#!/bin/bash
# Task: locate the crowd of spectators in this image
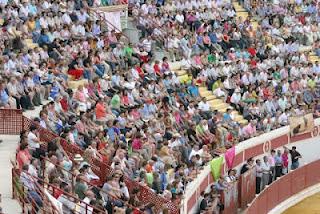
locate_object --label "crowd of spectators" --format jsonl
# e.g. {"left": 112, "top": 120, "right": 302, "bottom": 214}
{"left": 4, "top": 0, "right": 319, "bottom": 213}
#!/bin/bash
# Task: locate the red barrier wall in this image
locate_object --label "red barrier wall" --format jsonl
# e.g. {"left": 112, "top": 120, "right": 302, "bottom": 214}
{"left": 246, "top": 160, "right": 320, "bottom": 214}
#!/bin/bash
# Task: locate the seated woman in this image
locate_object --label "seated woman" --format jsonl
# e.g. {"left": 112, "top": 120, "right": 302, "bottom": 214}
{"left": 68, "top": 57, "right": 84, "bottom": 80}
{"left": 73, "top": 85, "right": 91, "bottom": 112}
{"left": 16, "top": 143, "right": 32, "bottom": 172}
{"left": 101, "top": 173, "right": 126, "bottom": 208}
{"left": 242, "top": 87, "right": 258, "bottom": 104}
{"left": 196, "top": 120, "right": 215, "bottom": 145}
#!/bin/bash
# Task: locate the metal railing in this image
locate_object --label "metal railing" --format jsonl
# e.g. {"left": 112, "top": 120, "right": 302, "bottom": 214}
{"left": 12, "top": 167, "right": 106, "bottom": 214}
{"left": 41, "top": 156, "right": 143, "bottom": 213}
{"left": 21, "top": 113, "right": 179, "bottom": 213}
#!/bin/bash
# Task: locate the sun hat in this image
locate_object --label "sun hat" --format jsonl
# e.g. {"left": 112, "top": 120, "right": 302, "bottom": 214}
{"left": 73, "top": 154, "right": 84, "bottom": 162}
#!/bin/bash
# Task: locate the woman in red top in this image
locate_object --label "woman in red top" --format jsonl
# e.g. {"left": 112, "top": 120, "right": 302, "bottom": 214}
{"left": 153, "top": 60, "right": 162, "bottom": 77}
{"left": 248, "top": 45, "right": 256, "bottom": 57}
{"left": 135, "top": 64, "right": 145, "bottom": 79}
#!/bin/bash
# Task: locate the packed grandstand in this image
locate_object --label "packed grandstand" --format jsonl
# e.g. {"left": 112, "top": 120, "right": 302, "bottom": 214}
{"left": 0, "top": 0, "right": 319, "bottom": 213}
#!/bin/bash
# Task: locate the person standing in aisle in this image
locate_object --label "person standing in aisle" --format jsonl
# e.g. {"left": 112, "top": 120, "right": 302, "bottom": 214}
{"left": 268, "top": 149, "right": 276, "bottom": 183}
{"left": 282, "top": 148, "right": 289, "bottom": 174}
{"left": 284, "top": 146, "right": 302, "bottom": 170}
{"left": 274, "top": 150, "right": 283, "bottom": 178}
{"left": 255, "top": 159, "right": 263, "bottom": 194}
{"left": 290, "top": 146, "right": 302, "bottom": 170}
{"left": 261, "top": 156, "right": 271, "bottom": 191}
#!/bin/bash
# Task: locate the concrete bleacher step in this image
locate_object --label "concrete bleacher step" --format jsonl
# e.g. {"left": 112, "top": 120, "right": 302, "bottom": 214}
{"left": 175, "top": 70, "right": 187, "bottom": 76}
{"left": 199, "top": 86, "right": 208, "bottom": 92}
{"left": 234, "top": 114, "right": 244, "bottom": 122}
{"left": 68, "top": 79, "right": 88, "bottom": 90}
{"left": 233, "top": 5, "right": 246, "bottom": 12}
{"left": 252, "top": 21, "right": 259, "bottom": 31}
{"left": 238, "top": 119, "right": 248, "bottom": 125}
{"left": 206, "top": 95, "right": 217, "bottom": 101}
{"left": 218, "top": 107, "right": 231, "bottom": 113}
{"left": 210, "top": 102, "right": 230, "bottom": 110}
{"left": 236, "top": 11, "right": 249, "bottom": 19}
{"left": 208, "top": 99, "right": 224, "bottom": 106}
{"left": 199, "top": 90, "right": 213, "bottom": 97}
{"left": 231, "top": 111, "right": 239, "bottom": 115}
{"left": 25, "top": 38, "right": 38, "bottom": 49}
{"left": 310, "top": 55, "right": 319, "bottom": 63}
{"left": 178, "top": 74, "right": 192, "bottom": 83}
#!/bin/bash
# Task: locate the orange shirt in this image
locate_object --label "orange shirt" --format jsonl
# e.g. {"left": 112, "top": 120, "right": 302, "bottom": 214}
{"left": 145, "top": 164, "right": 153, "bottom": 173}
{"left": 95, "top": 102, "right": 106, "bottom": 119}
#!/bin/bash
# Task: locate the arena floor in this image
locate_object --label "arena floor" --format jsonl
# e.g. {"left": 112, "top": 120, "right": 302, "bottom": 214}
{"left": 282, "top": 193, "right": 320, "bottom": 214}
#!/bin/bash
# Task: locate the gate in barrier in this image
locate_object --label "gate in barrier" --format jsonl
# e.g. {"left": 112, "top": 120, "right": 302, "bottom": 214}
{"left": 239, "top": 168, "right": 256, "bottom": 209}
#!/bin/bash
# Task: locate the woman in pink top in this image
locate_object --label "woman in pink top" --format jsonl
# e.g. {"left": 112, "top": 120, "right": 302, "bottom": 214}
{"left": 132, "top": 135, "right": 142, "bottom": 151}
{"left": 16, "top": 143, "right": 31, "bottom": 172}
{"left": 74, "top": 85, "right": 88, "bottom": 111}
{"left": 74, "top": 85, "right": 86, "bottom": 102}
{"left": 193, "top": 54, "right": 203, "bottom": 70}
{"left": 281, "top": 148, "right": 289, "bottom": 174}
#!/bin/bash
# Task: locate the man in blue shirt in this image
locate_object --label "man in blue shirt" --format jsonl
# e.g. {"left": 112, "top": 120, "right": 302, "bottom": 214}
{"left": 0, "top": 81, "right": 9, "bottom": 107}
{"left": 38, "top": 29, "right": 51, "bottom": 47}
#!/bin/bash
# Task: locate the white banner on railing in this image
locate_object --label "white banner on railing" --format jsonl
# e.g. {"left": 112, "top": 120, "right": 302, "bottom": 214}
{"left": 103, "top": 11, "right": 122, "bottom": 32}
{"left": 44, "top": 189, "right": 63, "bottom": 213}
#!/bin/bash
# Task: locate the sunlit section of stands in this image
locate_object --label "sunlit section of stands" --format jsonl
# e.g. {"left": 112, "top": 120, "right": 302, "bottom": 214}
{"left": 24, "top": 38, "right": 38, "bottom": 49}
{"left": 170, "top": 62, "right": 248, "bottom": 125}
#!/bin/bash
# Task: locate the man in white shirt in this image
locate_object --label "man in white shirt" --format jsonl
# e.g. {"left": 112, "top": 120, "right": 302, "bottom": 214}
{"left": 62, "top": 11, "right": 72, "bottom": 25}
{"left": 230, "top": 89, "right": 241, "bottom": 106}
{"left": 77, "top": 9, "right": 89, "bottom": 24}
{"left": 261, "top": 156, "right": 271, "bottom": 191}
{"left": 28, "top": 159, "right": 39, "bottom": 178}
{"left": 27, "top": 125, "right": 41, "bottom": 152}
{"left": 19, "top": 2, "right": 29, "bottom": 18}
{"left": 142, "top": 36, "right": 152, "bottom": 53}
{"left": 189, "top": 145, "right": 203, "bottom": 160}
{"left": 225, "top": 169, "right": 237, "bottom": 183}
{"left": 80, "top": 190, "right": 95, "bottom": 214}
{"left": 198, "top": 97, "right": 212, "bottom": 118}
{"left": 175, "top": 11, "right": 184, "bottom": 24}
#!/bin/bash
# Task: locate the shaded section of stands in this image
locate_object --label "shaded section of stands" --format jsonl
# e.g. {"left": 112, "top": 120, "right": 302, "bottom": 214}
{"left": 2, "top": 108, "right": 179, "bottom": 213}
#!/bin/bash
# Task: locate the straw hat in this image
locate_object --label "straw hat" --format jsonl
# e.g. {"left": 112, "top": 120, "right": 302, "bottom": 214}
{"left": 73, "top": 154, "right": 84, "bottom": 162}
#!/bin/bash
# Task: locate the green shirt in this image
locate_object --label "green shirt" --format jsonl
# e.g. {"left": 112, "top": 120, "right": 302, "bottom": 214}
{"left": 273, "top": 71, "right": 281, "bottom": 80}
{"left": 308, "top": 79, "right": 316, "bottom": 89}
{"left": 146, "top": 173, "right": 154, "bottom": 185}
{"left": 208, "top": 54, "right": 216, "bottom": 64}
{"left": 124, "top": 46, "right": 133, "bottom": 58}
{"left": 75, "top": 182, "right": 87, "bottom": 200}
{"left": 111, "top": 94, "right": 120, "bottom": 110}
{"left": 212, "top": 80, "right": 221, "bottom": 91}
{"left": 196, "top": 124, "right": 205, "bottom": 135}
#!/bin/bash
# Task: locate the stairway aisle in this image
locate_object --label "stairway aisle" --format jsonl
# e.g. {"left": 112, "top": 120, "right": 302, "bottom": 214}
{"left": 170, "top": 63, "right": 248, "bottom": 125}
{"left": 0, "top": 103, "right": 48, "bottom": 214}
{"left": 0, "top": 135, "right": 21, "bottom": 214}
